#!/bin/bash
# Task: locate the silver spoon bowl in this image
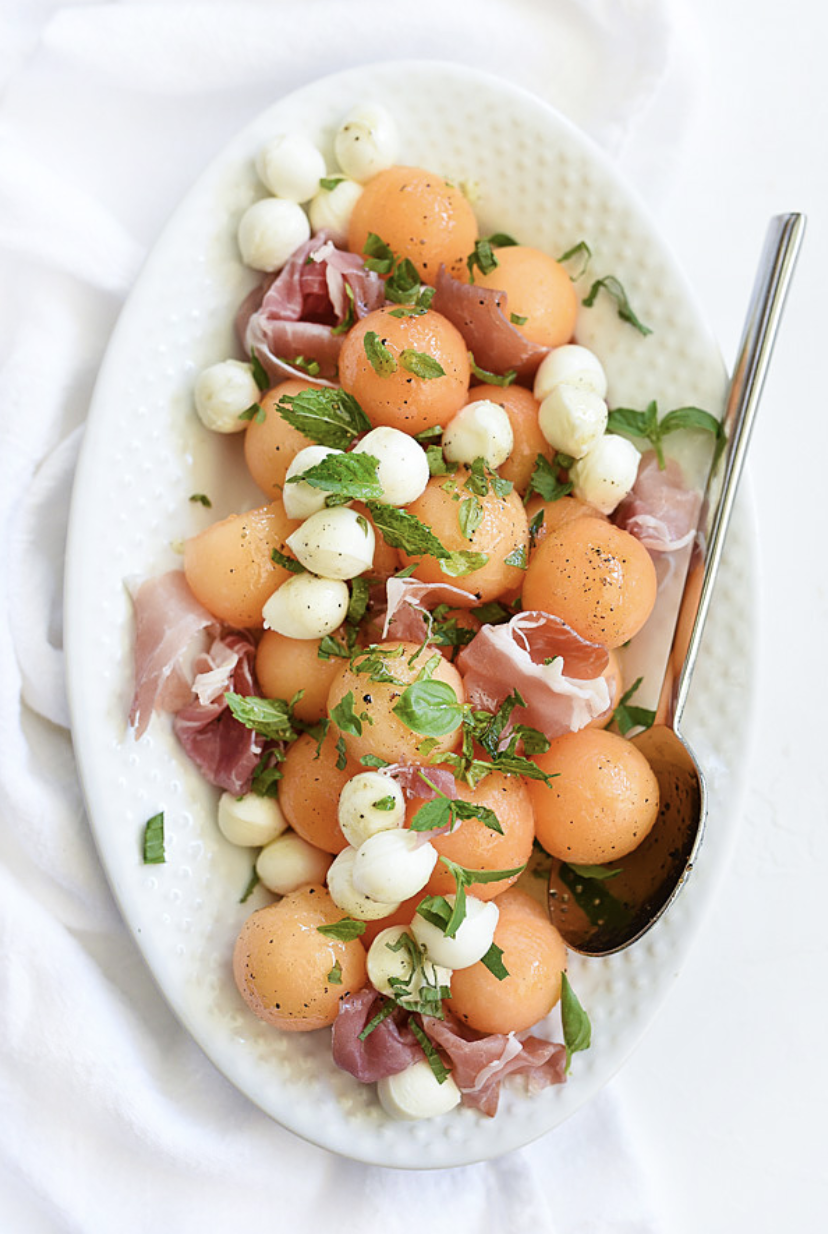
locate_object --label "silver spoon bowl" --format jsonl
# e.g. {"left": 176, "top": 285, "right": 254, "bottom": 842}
{"left": 547, "top": 212, "right": 805, "bottom": 956}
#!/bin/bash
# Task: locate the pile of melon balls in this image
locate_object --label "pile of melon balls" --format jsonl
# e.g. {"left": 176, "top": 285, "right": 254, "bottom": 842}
{"left": 186, "top": 102, "right": 659, "bottom": 1120}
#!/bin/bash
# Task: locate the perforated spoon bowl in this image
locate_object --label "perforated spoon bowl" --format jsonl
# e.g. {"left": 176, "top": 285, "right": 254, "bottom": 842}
{"left": 547, "top": 212, "right": 805, "bottom": 955}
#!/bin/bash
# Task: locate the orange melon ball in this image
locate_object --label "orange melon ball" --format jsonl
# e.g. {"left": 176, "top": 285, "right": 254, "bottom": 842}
{"left": 522, "top": 516, "right": 657, "bottom": 649}
{"left": 255, "top": 630, "right": 344, "bottom": 723}
{"left": 278, "top": 726, "right": 363, "bottom": 853}
{"left": 586, "top": 648, "right": 623, "bottom": 730}
{"left": 232, "top": 886, "right": 367, "bottom": 1032}
{"left": 525, "top": 493, "right": 607, "bottom": 553}
{"left": 471, "top": 245, "right": 578, "bottom": 348}
{"left": 338, "top": 305, "right": 471, "bottom": 435}
{"left": 398, "top": 468, "right": 529, "bottom": 605}
{"left": 347, "top": 165, "right": 478, "bottom": 284}
{"left": 244, "top": 379, "right": 322, "bottom": 499}
{"left": 416, "top": 771, "right": 535, "bottom": 901}
{"left": 448, "top": 887, "right": 567, "bottom": 1034}
{"left": 183, "top": 501, "right": 300, "bottom": 628}
{"left": 466, "top": 382, "right": 551, "bottom": 494}
{"left": 326, "top": 641, "right": 464, "bottom": 764}
{"left": 528, "top": 728, "right": 659, "bottom": 864}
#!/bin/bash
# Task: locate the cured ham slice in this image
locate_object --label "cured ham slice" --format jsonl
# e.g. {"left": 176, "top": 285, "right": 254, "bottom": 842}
{"left": 128, "top": 570, "right": 218, "bottom": 739}
{"left": 421, "top": 1013, "right": 566, "bottom": 1116}
{"left": 381, "top": 577, "right": 474, "bottom": 641}
{"left": 240, "top": 233, "right": 386, "bottom": 385}
{"left": 172, "top": 632, "right": 263, "bottom": 795}
{"left": 331, "top": 989, "right": 425, "bottom": 1083}
{"left": 383, "top": 764, "right": 458, "bottom": 801}
{"left": 456, "top": 610, "right": 610, "bottom": 738}
{"left": 430, "top": 265, "right": 549, "bottom": 379}
{"left": 614, "top": 451, "right": 702, "bottom": 552}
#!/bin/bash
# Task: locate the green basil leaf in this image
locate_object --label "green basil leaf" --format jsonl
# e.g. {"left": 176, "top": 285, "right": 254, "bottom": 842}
{"left": 271, "top": 547, "right": 306, "bottom": 574}
{"left": 466, "top": 237, "right": 499, "bottom": 282}
{"left": 468, "top": 352, "right": 517, "bottom": 387}
{"left": 480, "top": 942, "right": 510, "bottom": 980}
{"left": 384, "top": 257, "right": 422, "bottom": 303}
{"left": 225, "top": 692, "right": 299, "bottom": 742}
{"left": 142, "top": 812, "right": 165, "bottom": 864}
{"left": 408, "top": 797, "right": 453, "bottom": 832}
{"left": 391, "top": 679, "right": 464, "bottom": 737}
{"left": 440, "top": 549, "right": 489, "bottom": 577}
{"left": 317, "top": 917, "right": 368, "bottom": 941}
{"left": 362, "top": 232, "right": 395, "bottom": 274}
{"left": 360, "top": 753, "right": 390, "bottom": 768}
{"left": 275, "top": 387, "right": 371, "bottom": 450}
{"left": 409, "top": 1018, "right": 453, "bottom": 1083}
{"left": 612, "top": 676, "right": 657, "bottom": 735}
{"left": 458, "top": 495, "right": 484, "bottom": 540}
{"left": 561, "top": 973, "right": 592, "bottom": 1071}
{"left": 238, "top": 402, "right": 266, "bottom": 424}
{"left": 347, "top": 576, "right": 371, "bottom": 626}
{"left": 327, "top": 960, "right": 343, "bottom": 984}
{"left": 567, "top": 863, "right": 622, "bottom": 881}
{"left": 250, "top": 348, "right": 270, "bottom": 391}
{"left": 329, "top": 690, "right": 368, "bottom": 738}
{"left": 582, "top": 275, "right": 652, "bottom": 336}
{"left": 504, "top": 543, "right": 528, "bottom": 569}
{"left": 426, "top": 444, "right": 451, "bottom": 476}
{"left": 525, "top": 454, "right": 572, "bottom": 503}
{"left": 399, "top": 349, "right": 446, "bottom": 379}
{"left": 484, "top": 232, "right": 518, "bottom": 248}
{"left": 556, "top": 240, "right": 592, "bottom": 280}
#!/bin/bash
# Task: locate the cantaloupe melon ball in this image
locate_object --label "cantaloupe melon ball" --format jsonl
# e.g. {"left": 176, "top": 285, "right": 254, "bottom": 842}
{"left": 244, "top": 378, "right": 323, "bottom": 499}
{"left": 232, "top": 886, "right": 367, "bottom": 1032}
{"left": 469, "top": 245, "right": 578, "bottom": 349}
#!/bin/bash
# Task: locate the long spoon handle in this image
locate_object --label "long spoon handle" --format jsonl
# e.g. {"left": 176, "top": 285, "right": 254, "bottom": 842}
{"left": 673, "top": 212, "right": 806, "bottom": 726}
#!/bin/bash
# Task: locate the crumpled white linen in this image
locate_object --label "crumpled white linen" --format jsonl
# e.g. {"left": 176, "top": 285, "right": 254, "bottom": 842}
{"left": 0, "top": 2, "right": 697, "bottom": 1230}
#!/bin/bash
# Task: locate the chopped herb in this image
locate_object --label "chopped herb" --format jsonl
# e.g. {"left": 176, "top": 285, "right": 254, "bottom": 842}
{"left": 360, "top": 753, "right": 390, "bottom": 769}
{"left": 334, "top": 735, "right": 348, "bottom": 771}
{"left": 317, "top": 917, "right": 367, "bottom": 941}
{"left": 275, "top": 387, "right": 371, "bottom": 450}
{"left": 363, "top": 330, "right": 398, "bottom": 376}
{"left": 347, "top": 576, "right": 371, "bottom": 626}
{"left": 426, "top": 444, "right": 451, "bottom": 476}
{"left": 330, "top": 282, "right": 356, "bottom": 336}
{"left": 362, "top": 232, "right": 395, "bottom": 275}
{"left": 440, "top": 549, "right": 489, "bottom": 577}
{"left": 414, "top": 425, "right": 444, "bottom": 444}
{"left": 327, "top": 960, "right": 343, "bottom": 984}
{"left": 225, "top": 692, "right": 301, "bottom": 742}
{"left": 329, "top": 690, "right": 371, "bottom": 738}
{"left": 525, "top": 454, "right": 572, "bottom": 503}
{"left": 484, "top": 232, "right": 518, "bottom": 248}
{"left": 557, "top": 240, "right": 592, "bottom": 281}
{"left": 528, "top": 508, "right": 545, "bottom": 546}
{"left": 611, "top": 676, "right": 657, "bottom": 735}
{"left": 319, "top": 176, "right": 345, "bottom": 191}
{"left": 290, "top": 355, "right": 321, "bottom": 376}
{"left": 271, "top": 547, "right": 306, "bottom": 574}
{"left": 468, "top": 352, "right": 517, "bottom": 387}
{"left": 480, "top": 942, "right": 510, "bottom": 980}
{"left": 504, "top": 543, "right": 528, "bottom": 569}
{"left": 582, "top": 275, "right": 652, "bottom": 336}
{"left": 470, "top": 600, "right": 513, "bottom": 624}
{"left": 409, "top": 1018, "right": 452, "bottom": 1084}
{"left": 439, "top": 856, "right": 527, "bottom": 936}
{"left": 458, "top": 495, "right": 484, "bottom": 539}
{"left": 358, "top": 998, "right": 397, "bottom": 1039}
{"left": 317, "top": 630, "right": 356, "bottom": 660}
{"left": 142, "top": 812, "right": 165, "bottom": 864}
{"left": 250, "top": 348, "right": 270, "bottom": 391}
{"left": 189, "top": 493, "right": 212, "bottom": 507}
{"left": 238, "top": 402, "right": 266, "bottom": 424}
{"left": 363, "top": 503, "right": 449, "bottom": 559}
{"left": 466, "top": 237, "right": 499, "bottom": 282}
{"left": 561, "top": 973, "right": 592, "bottom": 1071}
{"left": 399, "top": 349, "right": 445, "bottom": 380}
{"left": 567, "top": 863, "right": 623, "bottom": 881}
{"left": 510, "top": 312, "right": 528, "bottom": 326}
{"left": 372, "top": 795, "right": 397, "bottom": 812}
{"left": 384, "top": 257, "right": 422, "bottom": 303}
{"left": 250, "top": 749, "right": 284, "bottom": 797}
{"left": 239, "top": 867, "right": 259, "bottom": 903}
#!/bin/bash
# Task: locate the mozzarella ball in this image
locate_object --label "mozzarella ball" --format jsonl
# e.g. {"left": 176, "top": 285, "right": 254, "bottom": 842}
{"left": 410, "top": 895, "right": 499, "bottom": 970}
{"left": 366, "top": 926, "right": 452, "bottom": 999}
{"left": 534, "top": 344, "right": 608, "bottom": 402}
{"left": 442, "top": 400, "right": 514, "bottom": 469}
{"left": 378, "top": 1059, "right": 461, "bottom": 1120}
{"left": 309, "top": 178, "right": 364, "bottom": 247}
{"left": 286, "top": 506, "right": 375, "bottom": 579}
{"left": 352, "top": 830, "right": 437, "bottom": 903}
{"left": 352, "top": 426, "right": 430, "bottom": 506}
{"left": 538, "top": 384, "right": 608, "bottom": 459}
{"left": 283, "top": 445, "right": 346, "bottom": 520}
{"left": 338, "top": 772, "right": 406, "bottom": 847}
{"left": 326, "top": 846, "right": 401, "bottom": 921}
{"left": 262, "top": 573, "right": 349, "bottom": 639}
{"left": 256, "top": 132, "right": 326, "bottom": 203}
{"left": 217, "top": 791, "right": 288, "bottom": 848}
{"left": 256, "top": 831, "right": 332, "bottom": 895}
{"left": 237, "top": 197, "right": 311, "bottom": 272}
{"left": 194, "top": 359, "right": 259, "bottom": 433}
{"left": 334, "top": 102, "right": 399, "bottom": 184}
{"left": 569, "top": 433, "right": 642, "bottom": 515}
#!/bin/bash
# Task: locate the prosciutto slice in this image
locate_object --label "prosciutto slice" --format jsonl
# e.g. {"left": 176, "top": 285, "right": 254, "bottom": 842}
{"left": 240, "top": 233, "right": 386, "bottom": 385}
{"left": 421, "top": 1013, "right": 567, "bottom": 1116}
{"left": 614, "top": 451, "right": 702, "bottom": 552}
{"left": 383, "top": 764, "right": 459, "bottom": 801}
{"left": 128, "top": 570, "right": 218, "bottom": 739}
{"left": 456, "top": 610, "right": 610, "bottom": 739}
{"left": 430, "top": 265, "right": 550, "bottom": 379}
{"left": 172, "top": 632, "right": 263, "bottom": 795}
{"left": 381, "top": 577, "right": 475, "bottom": 641}
{"left": 331, "top": 989, "right": 425, "bottom": 1083}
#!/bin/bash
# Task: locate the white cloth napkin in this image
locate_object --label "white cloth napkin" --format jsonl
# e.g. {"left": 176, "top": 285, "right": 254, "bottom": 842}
{"left": 0, "top": 1, "right": 697, "bottom": 1229}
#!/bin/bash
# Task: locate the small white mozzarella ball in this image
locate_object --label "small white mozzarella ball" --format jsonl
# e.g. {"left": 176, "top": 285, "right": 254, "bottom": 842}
{"left": 262, "top": 573, "right": 349, "bottom": 639}
{"left": 326, "top": 846, "right": 401, "bottom": 921}
{"left": 255, "top": 831, "right": 331, "bottom": 895}
{"left": 283, "top": 445, "right": 346, "bottom": 520}
{"left": 334, "top": 102, "right": 399, "bottom": 184}
{"left": 338, "top": 772, "right": 405, "bottom": 847}
{"left": 352, "top": 427, "right": 430, "bottom": 506}
{"left": 533, "top": 344, "right": 608, "bottom": 402}
{"left": 352, "top": 830, "right": 437, "bottom": 903}
{"left": 286, "top": 506, "right": 375, "bottom": 580}
{"left": 569, "top": 433, "right": 641, "bottom": 515}
{"left": 194, "top": 360, "right": 259, "bottom": 433}
{"left": 309, "top": 178, "right": 364, "bottom": 246}
{"left": 377, "top": 1060, "right": 461, "bottom": 1121}
{"left": 217, "top": 791, "right": 288, "bottom": 847}
{"left": 367, "top": 927, "right": 452, "bottom": 999}
{"left": 538, "top": 384, "right": 608, "bottom": 459}
{"left": 442, "top": 400, "right": 514, "bottom": 470}
{"left": 237, "top": 197, "right": 311, "bottom": 273}
{"left": 410, "top": 895, "right": 499, "bottom": 970}
{"left": 255, "top": 132, "right": 326, "bottom": 203}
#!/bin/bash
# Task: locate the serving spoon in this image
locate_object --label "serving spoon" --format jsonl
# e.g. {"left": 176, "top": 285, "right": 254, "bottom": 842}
{"left": 547, "top": 212, "right": 805, "bottom": 956}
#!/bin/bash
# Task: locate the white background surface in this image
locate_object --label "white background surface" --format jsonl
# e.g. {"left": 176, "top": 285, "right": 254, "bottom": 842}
{"left": 614, "top": 2, "right": 828, "bottom": 1231}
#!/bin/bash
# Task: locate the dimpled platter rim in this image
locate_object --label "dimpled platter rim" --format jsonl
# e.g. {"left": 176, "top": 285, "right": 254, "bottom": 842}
{"left": 64, "top": 60, "right": 755, "bottom": 1168}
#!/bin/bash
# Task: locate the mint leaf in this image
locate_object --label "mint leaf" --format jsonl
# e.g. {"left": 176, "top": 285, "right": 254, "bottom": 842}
{"left": 317, "top": 917, "right": 367, "bottom": 941}
{"left": 468, "top": 352, "right": 517, "bottom": 387}
{"left": 142, "top": 812, "right": 165, "bottom": 864}
{"left": 287, "top": 451, "right": 384, "bottom": 503}
{"left": 399, "top": 349, "right": 446, "bottom": 380}
{"left": 362, "top": 232, "right": 395, "bottom": 274}
{"left": 225, "top": 692, "right": 300, "bottom": 742}
{"left": 364, "top": 330, "right": 398, "bottom": 376}
{"left": 364, "top": 503, "right": 450, "bottom": 559}
{"left": 275, "top": 387, "right": 371, "bottom": 450}
{"left": 525, "top": 454, "right": 572, "bottom": 503}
